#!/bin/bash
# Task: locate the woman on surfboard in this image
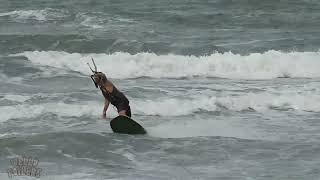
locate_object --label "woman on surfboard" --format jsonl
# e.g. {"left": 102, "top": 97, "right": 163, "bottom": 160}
{"left": 88, "top": 59, "right": 131, "bottom": 118}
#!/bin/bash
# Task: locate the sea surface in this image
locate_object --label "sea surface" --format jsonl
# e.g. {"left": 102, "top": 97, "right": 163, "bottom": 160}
{"left": 1, "top": 0, "right": 320, "bottom": 179}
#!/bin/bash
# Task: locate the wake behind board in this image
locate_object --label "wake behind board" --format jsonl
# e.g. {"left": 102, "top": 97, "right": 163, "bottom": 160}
{"left": 110, "top": 116, "right": 147, "bottom": 134}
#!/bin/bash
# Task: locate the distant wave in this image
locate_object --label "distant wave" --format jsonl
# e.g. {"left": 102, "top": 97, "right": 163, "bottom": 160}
{"left": 0, "top": 8, "right": 69, "bottom": 22}
{"left": 13, "top": 50, "right": 320, "bottom": 79}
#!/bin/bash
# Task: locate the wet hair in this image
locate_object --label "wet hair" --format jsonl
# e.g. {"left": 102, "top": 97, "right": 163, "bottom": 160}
{"left": 94, "top": 72, "right": 108, "bottom": 85}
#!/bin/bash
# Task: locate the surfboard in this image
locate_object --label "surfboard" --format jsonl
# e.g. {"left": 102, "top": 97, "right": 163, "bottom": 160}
{"left": 110, "top": 116, "right": 147, "bottom": 134}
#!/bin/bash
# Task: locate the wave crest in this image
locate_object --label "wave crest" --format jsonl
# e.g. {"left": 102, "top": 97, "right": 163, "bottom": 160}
{"left": 13, "top": 50, "right": 320, "bottom": 79}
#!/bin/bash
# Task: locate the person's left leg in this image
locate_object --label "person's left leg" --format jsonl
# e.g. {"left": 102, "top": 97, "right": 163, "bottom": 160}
{"left": 119, "top": 110, "right": 127, "bottom": 116}
{"left": 118, "top": 105, "right": 131, "bottom": 117}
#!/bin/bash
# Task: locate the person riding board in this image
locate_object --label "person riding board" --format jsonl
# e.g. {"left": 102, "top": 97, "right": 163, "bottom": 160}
{"left": 88, "top": 59, "right": 131, "bottom": 118}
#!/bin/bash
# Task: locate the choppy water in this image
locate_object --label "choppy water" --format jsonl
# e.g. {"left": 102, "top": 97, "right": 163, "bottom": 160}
{"left": 1, "top": 0, "right": 320, "bottom": 179}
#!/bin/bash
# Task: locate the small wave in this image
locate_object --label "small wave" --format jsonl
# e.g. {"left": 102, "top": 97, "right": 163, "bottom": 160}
{"left": 76, "top": 13, "right": 104, "bottom": 29}
{"left": 12, "top": 50, "right": 320, "bottom": 79}
{"left": 75, "top": 13, "right": 135, "bottom": 29}
{"left": 0, "top": 94, "right": 31, "bottom": 102}
{"left": 0, "top": 73, "right": 23, "bottom": 83}
{"left": 0, "top": 8, "right": 68, "bottom": 22}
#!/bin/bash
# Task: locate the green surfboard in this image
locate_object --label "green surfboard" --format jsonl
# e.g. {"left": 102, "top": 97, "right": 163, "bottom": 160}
{"left": 110, "top": 116, "right": 147, "bottom": 134}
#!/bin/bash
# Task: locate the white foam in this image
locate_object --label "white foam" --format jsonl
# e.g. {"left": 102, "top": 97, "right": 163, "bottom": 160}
{"left": 216, "top": 92, "right": 320, "bottom": 112}
{"left": 132, "top": 96, "right": 217, "bottom": 116}
{"left": 1, "top": 94, "right": 31, "bottom": 102}
{"left": 0, "top": 8, "right": 68, "bottom": 21}
{"left": 0, "top": 132, "right": 19, "bottom": 138}
{"left": 1, "top": 92, "right": 320, "bottom": 123}
{"left": 13, "top": 50, "right": 320, "bottom": 79}
{"left": 0, "top": 101, "right": 118, "bottom": 123}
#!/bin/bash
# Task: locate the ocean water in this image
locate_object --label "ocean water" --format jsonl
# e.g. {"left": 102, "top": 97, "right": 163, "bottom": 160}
{"left": 1, "top": 0, "right": 320, "bottom": 179}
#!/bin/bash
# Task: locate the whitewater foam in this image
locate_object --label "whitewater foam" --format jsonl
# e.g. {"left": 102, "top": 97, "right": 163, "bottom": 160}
{"left": 0, "top": 8, "right": 68, "bottom": 22}
{"left": 133, "top": 92, "right": 320, "bottom": 116}
{"left": 216, "top": 92, "right": 320, "bottom": 112}
{"left": 132, "top": 96, "right": 217, "bottom": 116}
{"left": 0, "top": 101, "right": 110, "bottom": 123}
{"left": 1, "top": 92, "right": 320, "bottom": 123}
{"left": 13, "top": 50, "right": 320, "bottom": 79}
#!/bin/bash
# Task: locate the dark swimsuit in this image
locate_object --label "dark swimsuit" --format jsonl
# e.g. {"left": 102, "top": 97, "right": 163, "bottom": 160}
{"left": 100, "top": 85, "right": 131, "bottom": 117}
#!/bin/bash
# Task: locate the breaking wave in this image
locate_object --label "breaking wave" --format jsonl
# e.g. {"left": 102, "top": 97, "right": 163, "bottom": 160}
{"left": 13, "top": 50, "right": 320, "bottom": 79}
{"left": 1, "top": 92, "right": 320, "bottom": 122}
